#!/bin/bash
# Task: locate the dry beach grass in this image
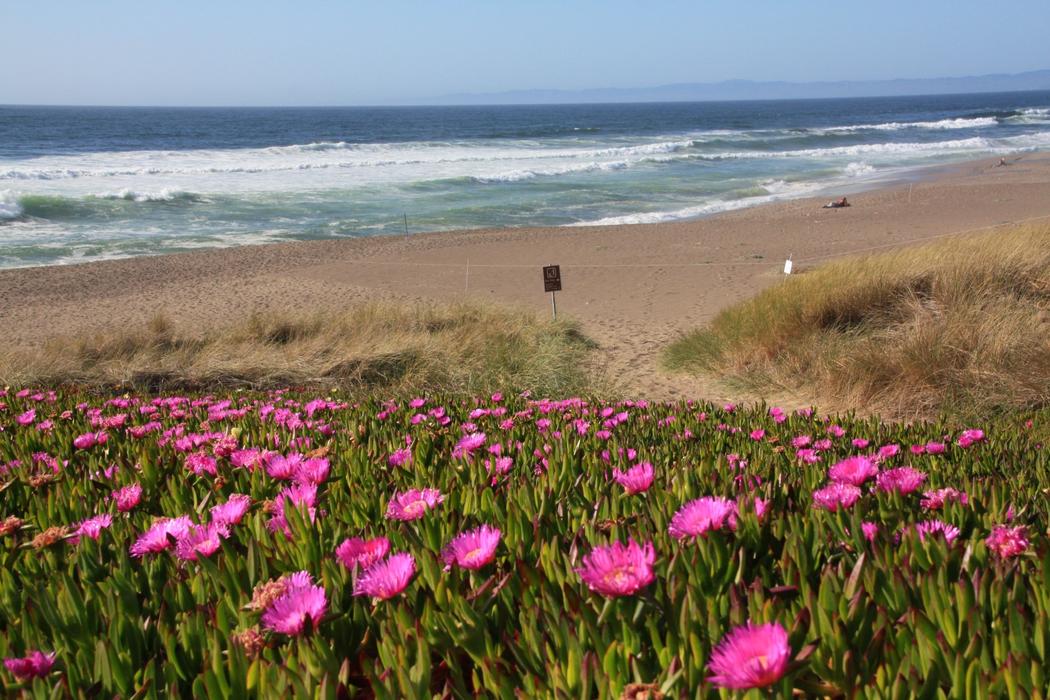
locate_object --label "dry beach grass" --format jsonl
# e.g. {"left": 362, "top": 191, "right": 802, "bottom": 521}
{"left": 665, "top": 224, "right": 1050, "bottom": 419}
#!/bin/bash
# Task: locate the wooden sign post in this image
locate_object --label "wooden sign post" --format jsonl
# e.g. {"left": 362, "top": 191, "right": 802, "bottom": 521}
{"left": 543, "top": 264, "right": 562, "bottom": 320}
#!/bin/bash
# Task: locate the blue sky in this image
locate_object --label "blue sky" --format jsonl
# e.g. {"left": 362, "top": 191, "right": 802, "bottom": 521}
{"left": 3, "top": 0, "right": 1049, "bottom": 106}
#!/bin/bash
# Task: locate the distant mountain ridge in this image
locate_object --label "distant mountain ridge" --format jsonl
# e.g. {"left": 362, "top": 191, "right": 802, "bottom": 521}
{"left": 430, "top": 69, "right": 1050, "bottom": 105}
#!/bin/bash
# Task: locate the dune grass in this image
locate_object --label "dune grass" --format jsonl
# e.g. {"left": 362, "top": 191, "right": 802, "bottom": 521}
{"left": 0, "top": 301, "right": 600, "bottom": 397}
{"left": 664, "top": 224, "right": 1050, "bottom": 420}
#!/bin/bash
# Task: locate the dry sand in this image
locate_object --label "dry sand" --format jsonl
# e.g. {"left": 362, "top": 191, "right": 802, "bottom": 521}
{"left": 3, "top": 153, "right": 1050, "bottom": 400}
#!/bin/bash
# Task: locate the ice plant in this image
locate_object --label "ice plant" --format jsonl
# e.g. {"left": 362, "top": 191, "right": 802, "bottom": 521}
{"left": 260, "top": 571, "right": 327, "bottom": 635}
{"left": 915, "top": 520, "right": 961, "bottom": 544}
{"left": 71, "top": 513, "right": 112, "bottom": 544}
{"left": 920, "top": 487, "right": 968, "bottom": 510}
{"left": 335, "top": 536, "right": 391, "bottom": 570}
{"left": 353, "top": 552, "right": 416, "bottom": 600}
{"left": 111, "top": 483, "right": 143, "bottom": 512}
{"left": 575, "top": 539, "right": 655, "bottom": 597}
{"left": 4, "top": 651, "right": 56, "bottom": 681}
{"left": 986, "top": 525, "right": 1028, "bottom": 558}
{"left": 129, "top": 516, "right": 193, "bottom": 557}
{"left": 707, "top": 621, "right": 791, "bottom": 690}
{"left": 876, "top": 467, "right": 927, "bottom": 495}
{"left": 828, "top": 456, "right": 878, "bottom": 486}
{"left": 442, "top": 525, "right": 501, "bottom": 570}
{"left": 175, "top": 522, "right": 229, "bottom": 561}
{"left": 812, "top": 483, "right": 862, "bottom": 512}
{"left": 668, "top": 497, "right": 738, "bottom": 539}
{"left": 210, "top": 493, "right": 251, "bottom": 526}
{"left": 611, "top": 462, "right": 655, "bottom": 495}
{"left": 385, "top": 488, "right": 444, "bottom": 521}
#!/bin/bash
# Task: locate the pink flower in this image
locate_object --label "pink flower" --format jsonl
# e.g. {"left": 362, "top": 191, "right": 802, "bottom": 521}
{"left": 827, "top": 456, "right": 878, "bottom": 486}
{"left": 353, "top": 553, "right": 416, "bottom": 600}
{"left": 111, "top": 483, "right": 143, "bottom": 512}
{"left": 851, "top": 438, "right": 870, "bottom": 449}
{"left": 442, "top": 525, "right": 501, "bottom": 571}
{"left": 753, "top": 497, "right": 769, "bottom": 522}
{"left": 575, "top": 539, "right": 655, "bottom": 597}
{"left": 268, "top": 484, "right": 318, "bottom": 537}
{"left": 957, "top": 429, "right": 985, "bottom": 448}
{"left": 4, "top": 651, "right": 55, "bottom": 681}
{"left": 876, "top": 467, "right": 927, "bottom": 495}
{"left": 261, "top": 571, "right": 327, "bottom": 635}
{"left": 230, "top": 449, "right": 265, "bottom": 471}
{"left": 16, "top": 409, "right": 36, "bottom": 426}
{"left": 920, "top": 488, "right": 968, "bottom": 510}
{"left": 668, "top": 497, "right": 738, "bottom": 539}
{"left": 293, "top": 457, "right": 329, "bottom": 485}
{"left": 385, "top": 489, "right": 444, "bottom": 521}
{"left": 925, "top": 441, "right": 947, "bottom": 455}
{"left": 72, "top": 513, "right": 112, "bottom": 543}
{"left": 73, "top": 431, "right": 107, "bottom": 450}
{"left": 175, "top": 522, "right": 229, "bottom": 561}
{"left": 335, "top": 536, "right": 391, "bottom": 570}
{"left": 749, "top": 429, "right": 765, "bottom": 441}
{"left": 611, "top": 462, "right": 655, "bottom": 495}
{"left": 861, "top": 522, "right": 879, "bottom": 542}
{"left": 986, "top": 525, "right": 1028, "bottom": 559}
{"left": 210, "top": 494, "right": 251, "bottom": 526}
{"left": 185, "top": 452, "right": 217, "bottom": 477}
{"left": 915, "top": 520, "right": 961, "bottom": 544}
{"left": 387, "top": 448, "right": 412, "bottom": 468}
{"left": 452, "top": 432, "right": 487, "bottom": 459}
{"left": 707, "top": 621, "right": 790, "bottom": 690}
{"left": 877, "top": 444, "right": 900, "bottom": 460}
{"left": 264, "top": 453, "right": 303, "bottom": 481}
{"left": 130, "top": 516, "right": 193, "bottom": 557}
{"left": 812, "top": 483, "right": 862, "bottom": 512}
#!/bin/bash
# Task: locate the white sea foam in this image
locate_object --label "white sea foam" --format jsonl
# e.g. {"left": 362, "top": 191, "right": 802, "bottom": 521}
{"left": 95, "top": 188, "right": 196, "bottom": 202}
{"left": 821, "top": 117, "right": 999, "bottom": 133}
{"left": 0, "top": 190, "right": 23, "bottom": 219}
{"left": 844, "top": 162, "right": 876, "bottom": 177}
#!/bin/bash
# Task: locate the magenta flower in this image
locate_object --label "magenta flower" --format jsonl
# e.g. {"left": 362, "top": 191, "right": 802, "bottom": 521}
{"left": 293, "top": 457, "right": 330, "bottom": 485}
{"left": 385, "top": 489, "right": 444, "bottom": 521}
{"left": 261, "top": 571, "right": 327, "bottom": 635}
{"left": 861, "top": 521, "right": 879, "bottom": 542}
{"left": 185, "top": 452, "right": 217, "bottom": 477}
{"left": 753, "top": 497, "right": 769, "bottom": 522}
{"left": 16, "top": 409, "right": 36, "bottom": 426}
{"left": 812, "top": 483, "right": 862, "bottom": 512}
{"left": 73, "top": 431, "right": 107, "bottom": 450}
{"left": 611, "top": 462, "right": 655, "bottom": 495}
{"left": 442, "top": 525, "right": 501, "bottom": 571}
{"left": 707, "top": 621, "right": 791, "bottom": 690}
{"left": 986, "top": 525, "right": 1028, "bottom": 558}
{"left": 130, "top": 516, "right": 193, "bottom": 557}
{"left": 876, "top": 467, "right": 927, "bottom": 495}
{"left": 827, "top": 456, "right": 878, "bottom": 486}
{"left": 353, "top": 552, "right": 416, "bottom": 599}
{"left": 575, "top": 539, "right": 655, "bottom": 597}
{"left": 452, "top": 432, "right": 487, "bottom": 459}
{"left": 111, "top": 483, "right": 143, "bottom": 512}
{"left": 4, "top": 651, "right": 56, "bottom": 681}
{"left": 335, "top": 536, "right": 391, "bottom": 570}
{"left": 957, "top": 429, "right": 985, "bottom": 448}
{"left": 211, "top": 493, "right": 251, "bottom": 526}
{"left": 920, "top": 488, "right": 968, "bottom": 510}
{"left": 925, "top": 441, "right": 947, "bottom": 455}
{"left": 668, "top": 497, "right": 738, "bottom": 539}
{"left": 175, "top": 522, "right": 229, "bottom": 561}
{"left": 264, "top": 453, "right": 303, "bottom": 481}
{"left": 915, "top": 520, "right": 961, "bottom": 544}
{"left": 72, "top": 513, "right": 113, "bottom": 544}
{"left": 387, "top": 448, "right": 412, "bottom": 468}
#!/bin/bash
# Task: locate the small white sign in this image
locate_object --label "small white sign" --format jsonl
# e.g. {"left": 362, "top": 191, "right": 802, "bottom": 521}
{"left": 783, "top": 259, "right": 793, "bottom": 275}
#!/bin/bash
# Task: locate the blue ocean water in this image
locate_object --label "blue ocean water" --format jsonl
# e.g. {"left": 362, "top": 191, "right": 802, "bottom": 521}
{"left": 1, "top": 92, "right": 1049, "bottom": 268}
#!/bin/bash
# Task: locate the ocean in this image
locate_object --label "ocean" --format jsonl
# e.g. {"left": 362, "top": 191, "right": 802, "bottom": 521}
{"left": 1, "top": 91, "right": 1049, "bottom": 269}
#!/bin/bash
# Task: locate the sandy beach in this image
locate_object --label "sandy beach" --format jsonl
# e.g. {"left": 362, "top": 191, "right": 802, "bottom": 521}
{"left": 3, "top": 152, "right": 1050, "bottom": 400}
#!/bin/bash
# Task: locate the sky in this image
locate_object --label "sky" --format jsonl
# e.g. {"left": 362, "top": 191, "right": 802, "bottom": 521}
{"left": 3, "top": 0, "right": 1049, "bottom": 106}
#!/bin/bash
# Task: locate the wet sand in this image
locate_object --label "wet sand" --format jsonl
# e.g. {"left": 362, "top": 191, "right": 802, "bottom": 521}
{"left": 2, "top": 153, "right": 1049, "bottom": 400}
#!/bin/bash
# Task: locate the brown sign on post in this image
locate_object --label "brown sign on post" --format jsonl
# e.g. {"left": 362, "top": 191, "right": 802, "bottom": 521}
{"left": 543, "top": 265, "right": 562, "bottom": 292}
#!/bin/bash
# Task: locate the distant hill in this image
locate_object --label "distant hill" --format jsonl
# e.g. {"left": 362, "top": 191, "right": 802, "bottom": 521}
{"left": 430, "top": 69, "right": 1050, "bottom": 105}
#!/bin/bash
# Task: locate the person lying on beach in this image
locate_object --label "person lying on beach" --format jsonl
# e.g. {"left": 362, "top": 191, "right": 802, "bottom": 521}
{"left": 823, "top": 196, "right": 850, "bottom": 208}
